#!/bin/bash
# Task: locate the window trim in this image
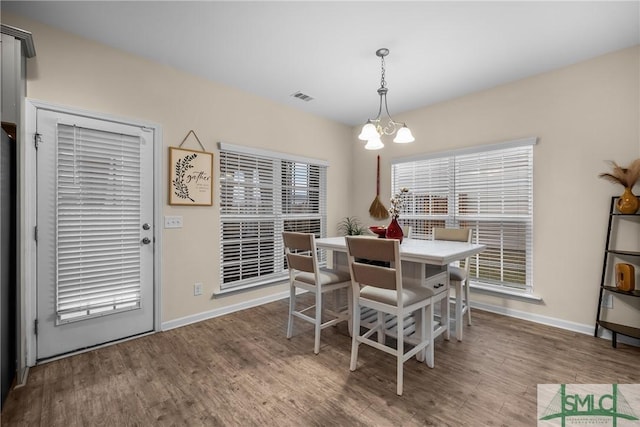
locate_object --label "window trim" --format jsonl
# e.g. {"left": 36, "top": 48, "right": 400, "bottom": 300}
{"left": 391, "top": 137, "right": 536, "bottom": 165}
{"left": 219, "top": 142, "right": 329, "bottom": 167}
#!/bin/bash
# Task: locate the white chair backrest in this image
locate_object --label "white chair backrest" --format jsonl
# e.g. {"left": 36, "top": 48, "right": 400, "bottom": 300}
{"left": 282, "top": 232, "right": 318, "bottom": 274}
{"left": 346, "top": 236, "right": 402, "bottom": 293}
{"left": 433, "top": 228, "right": 472, "bottom": 272}
{"left": 433, "top": 228, "right": 471, "bottom": 243}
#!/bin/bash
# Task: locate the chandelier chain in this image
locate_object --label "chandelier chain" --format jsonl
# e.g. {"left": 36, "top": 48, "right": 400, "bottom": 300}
{"left": 380, "top": 55, "right": 386, "bottom": 89}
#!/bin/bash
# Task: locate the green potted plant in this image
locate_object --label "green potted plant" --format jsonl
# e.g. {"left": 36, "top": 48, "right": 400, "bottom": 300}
{"left": 338, "top": 216, "right": 366, "bottom": 236}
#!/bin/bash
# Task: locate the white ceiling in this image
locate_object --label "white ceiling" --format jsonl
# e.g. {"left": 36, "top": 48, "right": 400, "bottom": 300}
{"left": 3, "top": 1, "right": 639, "bottom": 126}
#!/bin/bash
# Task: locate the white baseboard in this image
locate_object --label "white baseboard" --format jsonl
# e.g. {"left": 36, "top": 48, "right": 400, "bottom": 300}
{"left": 471, "top": 300, "right": 640, "bottom": 347}
{"left": 161, "top": 289, "right": 292, "bottom": 331}
{"left": 161, "top": 289, "right": 640, "bottom": 348}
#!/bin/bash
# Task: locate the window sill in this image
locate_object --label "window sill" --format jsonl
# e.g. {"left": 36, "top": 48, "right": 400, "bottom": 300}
{"left": 213, "top": 276, "right": 288, "bottom": 298}
{"left": 470, "top": 282, "right": 542, "bottom": 302}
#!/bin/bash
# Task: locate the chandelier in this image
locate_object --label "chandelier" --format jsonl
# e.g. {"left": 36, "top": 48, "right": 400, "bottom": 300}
{"left": 358, "top": 48, "right": 415, "bottom": 150}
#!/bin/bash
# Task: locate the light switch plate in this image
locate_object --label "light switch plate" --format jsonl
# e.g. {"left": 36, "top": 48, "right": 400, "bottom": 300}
{"left": 164, "top": 215, "right": 183, "bottom": 228}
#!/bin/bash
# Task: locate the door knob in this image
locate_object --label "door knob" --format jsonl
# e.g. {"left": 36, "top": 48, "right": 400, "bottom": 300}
{"left": 141, "top": 237, "right": 151, "bottom": 245}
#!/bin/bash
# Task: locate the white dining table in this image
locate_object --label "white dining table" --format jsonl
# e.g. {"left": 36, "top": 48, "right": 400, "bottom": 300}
{"left": 315, "top": 236, "right": 486, "bottom": 342}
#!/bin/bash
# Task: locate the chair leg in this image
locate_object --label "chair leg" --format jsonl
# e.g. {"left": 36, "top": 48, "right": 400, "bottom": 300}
{"left": 464, "top": 280, "right": 472, "bottom": 326}
{"left": 314, "top": 289, "right": 322, "bottom": 354}
{"left": 396, "top": 313, "right": 404, "bottom": 396}
{"left": 425, "top": 303, "right": 434, "bottom": 368}
{"left": 414, "top": 308, "right": 423, "bottom": 362}
{"left": 418, "top": 306, "right": 426, "bottom": 362}
{"left": 350, "top": 296, "right": 361, "bottom": 371}
{"left": 287, "top": 284, "right": 295, "bottom": 339}
{"left": 441, "top": 294, "right": 450, "bottom": 341}
{"left": 347, "top": 287, "right": 353, "bottom": 337}
{"left": 455, "top": 281, "right": 463, "bottom": 341}
{"left": 377, "top": 311, "right": 385, "bottom": 344}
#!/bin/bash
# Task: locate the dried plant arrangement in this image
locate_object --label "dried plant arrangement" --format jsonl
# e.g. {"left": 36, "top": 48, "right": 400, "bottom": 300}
{"left": 599, "top": 158, "right": 640, "bottom": 214}
{"left": 389, "top": 187, "right": 409, "bottom": 219}
{"left": 599, "top": 159, "right": 640, "bottom": 189}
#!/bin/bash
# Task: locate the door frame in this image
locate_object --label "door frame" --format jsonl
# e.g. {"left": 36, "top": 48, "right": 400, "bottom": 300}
{"left": 23, "top": 99, "right": 162, "bottom": 367}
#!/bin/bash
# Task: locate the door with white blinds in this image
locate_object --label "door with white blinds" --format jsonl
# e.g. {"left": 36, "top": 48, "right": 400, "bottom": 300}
{"left": 36, "top": 109, "right": 154, "bottom": 360}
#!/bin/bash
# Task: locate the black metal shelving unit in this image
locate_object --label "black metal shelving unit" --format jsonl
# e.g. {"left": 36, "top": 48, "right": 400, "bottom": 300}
{"left": 594, "top": 196, "right": 640, "bottom": 347}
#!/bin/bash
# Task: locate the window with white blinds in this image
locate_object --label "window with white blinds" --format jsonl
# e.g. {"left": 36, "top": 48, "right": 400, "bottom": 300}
{"left": 56, "top": 124, "right": 142, "bottom": 322}
{"left": 219, "top": 143, "right": 327, "bottom": 292}
{"left": 392, "top": 138, "right": 536, "bottom": 292}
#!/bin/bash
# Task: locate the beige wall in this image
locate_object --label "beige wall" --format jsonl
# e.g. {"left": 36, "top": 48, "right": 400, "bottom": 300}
{"left": 5, "top": 12, "right": 640, "bottom": 334}
{"left": 4, "top": 14, "right": 354, "bottom": 323}
{"left": 350, "top": 45, "right": 640, "bottom": 328}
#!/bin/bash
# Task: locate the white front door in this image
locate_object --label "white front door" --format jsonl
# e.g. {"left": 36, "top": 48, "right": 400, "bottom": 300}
{"left": 35, "top": 108, "right": 155, "bottom": 360}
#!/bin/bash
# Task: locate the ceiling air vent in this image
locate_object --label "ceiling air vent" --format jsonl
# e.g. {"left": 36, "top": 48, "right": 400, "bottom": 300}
{"left": 291, "top": 91, "right": 314, "bottom": 102}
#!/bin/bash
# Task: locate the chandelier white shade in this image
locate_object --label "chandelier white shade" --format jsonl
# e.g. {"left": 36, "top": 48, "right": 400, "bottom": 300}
{"left": 364, "top": 135, "right": 384, "bottom": 150}
{"left": 358, "top": 122, "right": 378, "bottom": 141}
{"left": 358, "top": 48, "right": 414, "bottom": 149}
{"left": 393, "top": 125, "right": 415, "bottom": 143}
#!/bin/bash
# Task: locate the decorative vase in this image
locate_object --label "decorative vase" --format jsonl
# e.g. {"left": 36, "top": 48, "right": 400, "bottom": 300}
{"left": 385, "top": 217, "right": 404, "bottom": 243}
{"left": 616, "top": 187, "right": 639, "bottom": 214}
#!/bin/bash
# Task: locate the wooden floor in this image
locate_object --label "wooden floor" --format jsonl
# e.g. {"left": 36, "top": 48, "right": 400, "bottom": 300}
{"left": 2, "top": 296, "right": 640, "bottom": 427}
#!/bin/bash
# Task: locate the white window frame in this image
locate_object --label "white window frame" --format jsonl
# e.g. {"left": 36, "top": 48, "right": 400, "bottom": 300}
{"left": 391, "top": 137, "right": 537, "bottom": 294}
{"left": 218, "top": 142, "right": 328, "bottom": 293}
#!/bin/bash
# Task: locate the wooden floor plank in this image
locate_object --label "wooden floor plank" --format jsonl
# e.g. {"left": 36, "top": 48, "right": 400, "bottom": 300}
{"left": 2, "top": 296, "right": 640, "bottom": 426}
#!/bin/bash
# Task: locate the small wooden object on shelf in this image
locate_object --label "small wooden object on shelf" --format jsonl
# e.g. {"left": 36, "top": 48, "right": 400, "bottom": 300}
{"left": 615, "top": 263, "right": 635, "bottom": 291}
{"left": 594, "top": 196, "right": 640, "bottom": 347}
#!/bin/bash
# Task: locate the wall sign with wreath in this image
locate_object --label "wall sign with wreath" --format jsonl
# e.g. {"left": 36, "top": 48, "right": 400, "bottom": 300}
{"left": 169, "top": 130, "right": 213, "bottom": 206}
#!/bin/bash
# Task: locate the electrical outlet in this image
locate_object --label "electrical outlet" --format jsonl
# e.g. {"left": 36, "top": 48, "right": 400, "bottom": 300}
{"left": 164, "top": 215, "right": 183, "bottom": 229}
{"left": 601, "top": 294, "right": 613, "bottom": 309}
{"left": 194, "top": 282, "right": 203, "bottom": 296}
